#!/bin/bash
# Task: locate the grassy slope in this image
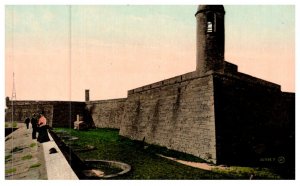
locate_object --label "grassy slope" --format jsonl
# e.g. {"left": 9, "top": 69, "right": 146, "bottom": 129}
{"left": 53, "top": 128, "right": 281, "bottom": 180}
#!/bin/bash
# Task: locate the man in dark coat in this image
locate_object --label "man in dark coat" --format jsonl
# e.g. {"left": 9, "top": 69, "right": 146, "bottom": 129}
{"left": 31, "top": 114, "right": 38, "bottom": 139}
{"left": 24, "top": 117, "right": 30, "bottom": 129}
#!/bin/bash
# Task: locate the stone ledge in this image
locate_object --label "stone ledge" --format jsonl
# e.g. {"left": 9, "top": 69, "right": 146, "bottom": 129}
{"left": 128, "top": 71, "right": 208, "bottom": 95}
{"left": 6, "top": 100, "right": 85, "bottom": 106}
{"left": 86, "top": 98, "right": 127, "bottom": 104}
{"left": 84, "top": 159, "right": 131, "bottom": 178}
{"left": 42, "top": 133, "right": 79, "bottom": 180}
{"left": 214, "top": 71, "right": 281, "bottom": 91}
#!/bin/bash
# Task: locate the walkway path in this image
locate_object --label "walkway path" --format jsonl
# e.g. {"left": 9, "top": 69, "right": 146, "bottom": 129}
{"left": 157, "top": 154, "right": 227, "bottom": 171}
{"left": 5, "top": 123, "right": 78, "bottom": 180}
{"left": 5, "top": 123, "right": 47, "bottom": 179}
{"left": 5, "top": 123, "right": 226, "bottom": 180}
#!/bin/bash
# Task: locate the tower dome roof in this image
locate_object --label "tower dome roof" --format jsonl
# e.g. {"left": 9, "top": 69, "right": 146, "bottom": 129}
{"left": 195, "top": 5, "right": 225, "bottom": 16}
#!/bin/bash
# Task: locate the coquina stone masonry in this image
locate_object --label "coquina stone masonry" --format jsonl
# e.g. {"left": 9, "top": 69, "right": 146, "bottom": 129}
{"left": 120, "top": 71, "right": 217, "bottom": 162}
{"left": 5, "top": 100, "right": 85, "bottom": 128}
{"left": 86, "top": 98, "right": 126, "bottom": 129}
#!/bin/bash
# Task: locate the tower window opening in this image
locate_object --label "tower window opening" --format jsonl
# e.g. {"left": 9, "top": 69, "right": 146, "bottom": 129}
{"left": 206, "top": 12, "right": 215, "bottom": 33}
{"left": 207, "top": 22, "right": 213, "bottom": 32}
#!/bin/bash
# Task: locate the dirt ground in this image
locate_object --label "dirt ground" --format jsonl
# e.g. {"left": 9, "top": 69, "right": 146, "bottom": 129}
{"left": 157, "top": 154, "right": 227, "bottom": 171}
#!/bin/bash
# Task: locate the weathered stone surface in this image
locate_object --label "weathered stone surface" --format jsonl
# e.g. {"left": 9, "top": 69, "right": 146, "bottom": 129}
{"left": 86, "top": 98, "right": 126, "bottom": 129}
{"left": 120, "top": 75, "right": 217, "bottom": 162}
{"left": 5, "top": 101, "right": 86, "bottom": 128}
{"left": 195, "top": 5, "right": 225, "bottom": 75}
{"left": 213, "top": 73, "right": 295, "bottom": 165}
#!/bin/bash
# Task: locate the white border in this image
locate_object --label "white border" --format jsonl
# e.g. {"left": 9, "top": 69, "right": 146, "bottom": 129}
{"left": 1, "top": 0, "right": 298, "bottom": 186}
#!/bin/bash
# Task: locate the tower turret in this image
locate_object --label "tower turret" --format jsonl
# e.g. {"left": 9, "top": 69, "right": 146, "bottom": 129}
{"left": 195, "top": 5, "right": 225, "bottom": 75}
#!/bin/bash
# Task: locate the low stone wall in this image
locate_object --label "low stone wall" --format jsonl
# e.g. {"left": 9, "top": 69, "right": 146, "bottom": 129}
{"left": 52, "top": 102, "right": 86, "bottom": 128}
{"left": 86, "top": 98, "right": 126, "bottom": 129}
{"left": 5, "top": 101, "right": 54, "bottom": 126}
{"left": 5, "top": 100, "right": 85, "bottom": 128}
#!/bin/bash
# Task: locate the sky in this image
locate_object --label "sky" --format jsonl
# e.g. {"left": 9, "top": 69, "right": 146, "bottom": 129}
{"left": 5, "top": 5, "right": 295, "bottom": 101}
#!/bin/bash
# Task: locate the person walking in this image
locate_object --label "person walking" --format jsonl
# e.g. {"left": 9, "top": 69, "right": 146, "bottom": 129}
{"left": 37, "top": 112, "right": 50, "bottom": 143}
{"left": 24, "top": 116, "right": 30, "bottom": 129}
{"left": 31, "top": 114, "right": 38, "bottom": 139}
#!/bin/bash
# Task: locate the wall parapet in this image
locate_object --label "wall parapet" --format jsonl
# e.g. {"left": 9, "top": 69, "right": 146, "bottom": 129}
{"left": 128, "top": 60, "right": 242, "bottom": 96}
{"left": 6, "top": 100, "right": 84, "bottom": 107}
{"left": 128, "top": 71, "right": 201, "bottom": 95}
{"left": 214, "top": 71, "right": 281, "bottom": 92}
{"left": 86, "top": 98, "right": 126, "bottom": 104}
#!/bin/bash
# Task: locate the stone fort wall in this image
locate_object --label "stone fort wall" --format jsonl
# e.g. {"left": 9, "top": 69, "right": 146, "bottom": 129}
{"left": 5, "top": 70, "right": 295, "bottom": 164}
{"left": 86, "top": 98, "right": 126, "bottom": 129}
{"left": 5, "top": 100, "right": 85, "bottom": 128}
{"left": 119, "top": 71, "right": 217, "bottom": 162}
{"left": 119, "top": 68, "right": 295, "bottom": 164}
{"left": 5, "top": 68, "right": 295, "bottom": 164}
{"left": 213, "top": 72, "right": 295, "bottom": 165}
{"left": 5, "top": 99, "right": 126, "bottom": 129}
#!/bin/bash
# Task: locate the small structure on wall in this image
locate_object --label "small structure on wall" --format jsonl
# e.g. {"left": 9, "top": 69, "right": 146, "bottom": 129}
{"left": 73, "top": 114, "right": 95, "bottom": 130}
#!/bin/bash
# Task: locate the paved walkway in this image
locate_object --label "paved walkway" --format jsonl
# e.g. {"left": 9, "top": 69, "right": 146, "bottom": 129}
{"left": 5, "top": 123, "right": 78, "bottom": 180}
{"left": 5, "top": 123, "right": 47, "bottom": 179}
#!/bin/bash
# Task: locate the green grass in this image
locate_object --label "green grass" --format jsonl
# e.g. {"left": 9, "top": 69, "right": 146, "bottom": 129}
{"left": 29, "top": 163, "right": 41, "bottom": 169}
{"left": 5, "top": 168, "right": 16, "bottom": 174}
{"left": 5, "top": 122, "right": 17, "bottom": 128}
{"left": 30, "top": 143, "right": 37, "bottom": 148}
{"left": 5, "top": 154, "right": 12, "bottom": 160}
{"left": 10, "top": 146, "right": 23, "bottom": 153}
{"left": 212, "top": 166, "right": 281, "bottom": 179}
{"left": 5, "top": 155, "right": 12, "bottom": 163}
{"left": 22, "top": 155, "right": 33, "bottom": 160}
{"left": 144, "top": 144, "right": 208, "bottom": 163}
{"left": 52, "top": 127, "right": 282, "bottom": 180}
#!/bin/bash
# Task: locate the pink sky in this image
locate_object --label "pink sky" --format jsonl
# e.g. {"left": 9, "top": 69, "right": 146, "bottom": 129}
{"left": 5, "top": 5, "right": 295, "bottom": 101}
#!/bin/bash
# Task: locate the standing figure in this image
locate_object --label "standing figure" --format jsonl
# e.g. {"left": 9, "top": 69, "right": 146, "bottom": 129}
{"left": 37, "top": 112, "right": 50, "bottom": 143}
{"left": 24, "top": 116, "right": 30, "bottom": 129}
{"left": 31, "top": 114, "right": 38, "bottom": 139}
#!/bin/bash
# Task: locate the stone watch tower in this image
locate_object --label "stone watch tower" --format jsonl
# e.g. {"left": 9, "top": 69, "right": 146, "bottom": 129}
{"left": 195, "top": 5, "right": 225, "bottom": 75}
